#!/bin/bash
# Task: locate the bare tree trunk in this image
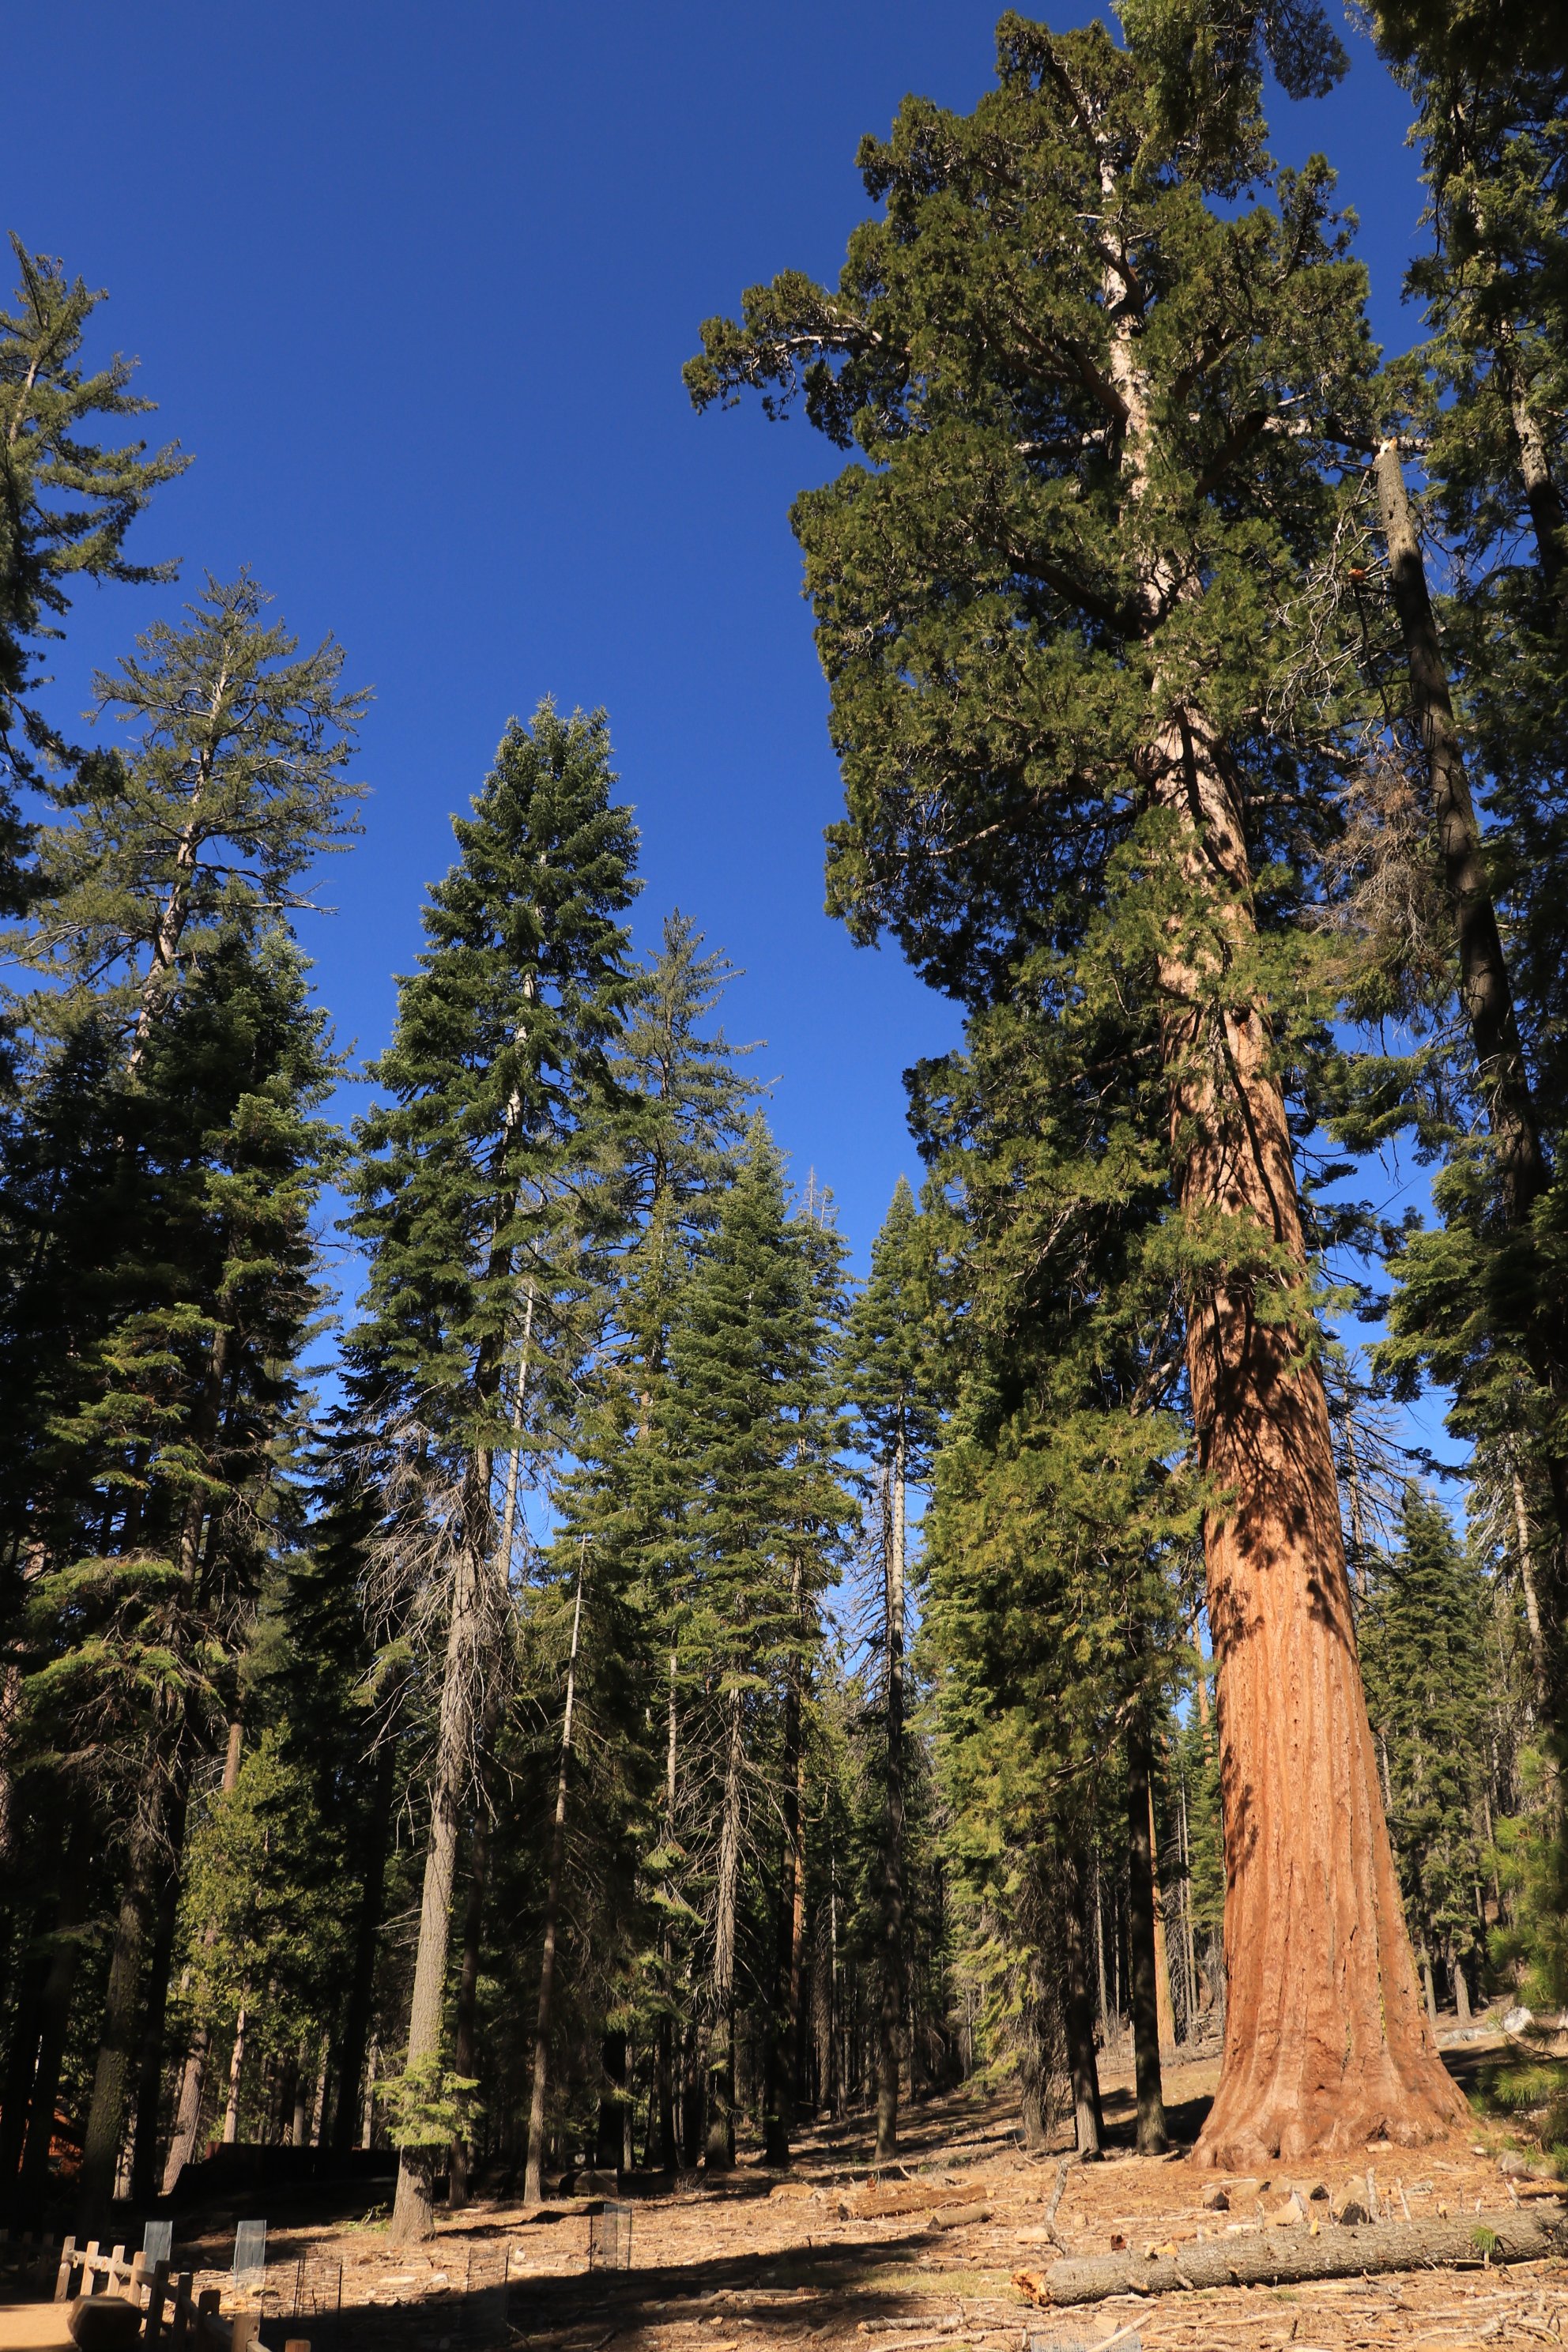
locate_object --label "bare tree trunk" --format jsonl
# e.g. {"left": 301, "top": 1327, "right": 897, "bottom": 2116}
{"left": 1178, "top": 1769, "right": 1200, "bottom": 2028}
{"left": 330, "top": 1725, "right": 398, "bottom": 2150}
{"left": 390, "top": 1519, "right": 489, "bottom": 2245}
{"left": 1374, "top": 441, "right": 1568, "bottom": 1602}
{"left": 447, "top": 1807, "right": 490, "bottom": 2208}
{"left": 876, "top": 1442, "right": 907, "bottom": 2162}
{"left": 1514, "top": 1472, "right": 1550, "bottom": 1713}
{"left": 222, "top": 1994, "right": 249, "bottom": 2143}
{"left": 20, "top": 1865, "right": 87, "bottom": 2189}
{"left": 1147, "top": 1776, "right": 1176, "bottom": 2056}
{"left": 1125, "top": 1713, "right": 1168, "bottom": 2155}
{"left": 1063, "top": 1851, "right": 1103, "bottom": 2158}
{"left": 705, "top": 1688, "right": 744, "bottom": 2171}
{"left": 764, "top": 1578, "right": 808, "bottom": 2166}
{"left": 1502, "top": 352, "right": 1567, "bottom": 599}
{"left": 651, "top": 1648, "right": 679, "bottom": 2170}
{"left": 163, "top": 1718, "right": 243, "bottom": 2192}
{"left": 524, "top": 1564, "right": 584, "bottom": 2206}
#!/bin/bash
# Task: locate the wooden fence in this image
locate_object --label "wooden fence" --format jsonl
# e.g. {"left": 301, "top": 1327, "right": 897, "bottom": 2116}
{"left": 50, "top": 2235, "right": 312, "bottom": 2350}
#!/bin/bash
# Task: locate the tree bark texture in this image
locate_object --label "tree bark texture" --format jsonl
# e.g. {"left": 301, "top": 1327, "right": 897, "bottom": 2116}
{"left": 447, "top": 1805, "right": 490, "bottom": 2207}
{"left": 876, "top": 1443, "right": 907, "bottom": 2163}
{"left": 705, "top": 1688, "right": 745, "bottom": 2171}
{"left": 1062, "top": 1852, "right": 1103, "bottom": 2158}
{"left": 1125, "top": 1714, "right": 1168, "bottom": 2155}
{"left": 1065, "top": 142, "right": 1454, "bottom": 2163}
{"left": 390, "top": 1526, "right": 488, "bottom": 2245}
{"left": 524, "top": 1566, "right": 583, "bottom": 2207}
{"left": 1028, "top": 2207, "right": 1568, "bottom": 2306}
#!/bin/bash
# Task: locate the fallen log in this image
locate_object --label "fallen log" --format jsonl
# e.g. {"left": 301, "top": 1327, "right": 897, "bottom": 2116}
{"left": 1015, "top": 2207, "right": 1568, "bottom": 2306}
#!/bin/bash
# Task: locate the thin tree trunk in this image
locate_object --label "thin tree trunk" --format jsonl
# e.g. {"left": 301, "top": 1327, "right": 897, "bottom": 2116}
{"left": 129, "top": 1733, "right": 194, "bottom": 2205}
{"left": 1092, "top": 1853, "right": 1109, "bottom": 2031}
{"left": 1179, "top": 1769, "right": 1201, "bottom": 2023}
{"left": 330, "top": 1725, "right": 398, "bottom": 2150}
{"left": 1063, "top": 1849, "right": 1103, "bottom": 2158}
{"left": 652, "top": 1647, "right": 679, "bottom": 2171}
{"left": 77, "top": 1734, "right": 175, "bottom": 2214}
{"left": 1513, "top": 1472, "right": 1550, "bottom": 1713}
{"left": 1148, "top": 1775, "right": 1176, "bottom": 2056}
{"left": 524, "top": 1563, "right": 584, "bottom": 2206}
{"left": 876, "top": 1441, "right": 907, "bottom": 2162}
{"left": 1502, "top": 351, "right": 1567, "bottom": 598}
{"left": 1374, "top": 443, "right": 1547, "bottom": 1210}
{"left": 390, "top": 1515, "right": 490, "bottom": 2244}
{"left": 705, "top": 1687, "right": 744, "bottom": 2171}
{"left": 1374, "top": 440, "right": 1568, "bottom": 1589}
{"left": 19, "top": 1864, "right": 88, "bottom": 2189}
{"left": 764, "top": 1576, "right": 808, "bottom": 2166}
{"left": 447, "top": 1806, "right": 490, "bottom": 2208}
{"left": 1125, "top": 1713, "right": 1168, "bottom": 2155}
{"left": 222, "top": 1992, "right": 249, "bottom": 2143}
{"left": 0, "top": 1934, "right": 47, "bottom": 2185}
{"left": 595, "top": 2030, "right": 628, "bottom": 2173}
{"left": 163, "top": 1717, "right": 243, "bottom": 2192}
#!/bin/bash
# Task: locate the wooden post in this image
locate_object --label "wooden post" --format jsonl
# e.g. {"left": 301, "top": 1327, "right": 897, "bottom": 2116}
{"left": 170, "top": 2270, "right": 194, "bottom": 2350}
{"left": 53, "top": 2233, "right": 76, "bottom": 2301}
{"left": 146, "top": 2258, "right": 172, "bottom": 2343}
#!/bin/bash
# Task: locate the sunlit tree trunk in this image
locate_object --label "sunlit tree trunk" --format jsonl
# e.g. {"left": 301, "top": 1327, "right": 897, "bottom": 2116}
{"left": 705, "top": 1689, "right": 745, "bottom": 2170}
{"left": 524, "top": 1565, "right": 584, "bottom": 2206}
{"left": 1125, "top": 1713, "right": 1167, "bottom": 2155}
{"left": 876, "top": 1442, "right": 907, "bottom": 2162}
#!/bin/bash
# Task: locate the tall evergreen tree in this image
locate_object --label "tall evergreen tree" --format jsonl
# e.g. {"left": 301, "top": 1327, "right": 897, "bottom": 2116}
{"left": 1359, "top": 1488, "right": 1494, "bottom": 2021}
{"left": 0, "top": 233, "right": 187, "bottom": 882}
{"left": 688, "top": 13, "right": 1457, "bottom": 2160}
{"left": 660, "top": 1122, "right": 851, "bottom": 2168}
{"left": 347, "top": 701, "right": 640, "bottom": 2241}
{"left": 842, "top": 1177, "right": 939, "bottom": 2159}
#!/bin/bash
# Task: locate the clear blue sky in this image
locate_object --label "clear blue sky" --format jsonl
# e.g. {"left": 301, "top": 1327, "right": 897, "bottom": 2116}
{"left": 6, "top": 0, "right": 1428, "bottom": 1287}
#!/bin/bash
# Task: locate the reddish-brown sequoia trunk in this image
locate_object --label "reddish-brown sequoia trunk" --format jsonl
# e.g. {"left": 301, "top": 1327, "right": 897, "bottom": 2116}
{"left": 1148, "top": 707, "right": 1462, "bottom": 2164}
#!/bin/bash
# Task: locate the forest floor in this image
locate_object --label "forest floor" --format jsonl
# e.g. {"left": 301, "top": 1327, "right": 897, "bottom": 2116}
{"left": 6, "top": 2018, "right": 1563, "bottom": 2352}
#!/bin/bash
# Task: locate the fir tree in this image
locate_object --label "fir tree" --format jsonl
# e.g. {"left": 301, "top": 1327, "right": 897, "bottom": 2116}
{"left": 660, "top": 1121, "right": 851, "bottom": 2167}
{"left": 842, "top": 1177, "right": 939, "bottom": 2159}
{"left": 1359, "top": 1487, "right": 1494, "bottom": 2019}
{"left": 348, "top": 701, "right": 640, "bottom": 2240}
{"left": 0, "top": 234, "right": 187, "bottom": 873}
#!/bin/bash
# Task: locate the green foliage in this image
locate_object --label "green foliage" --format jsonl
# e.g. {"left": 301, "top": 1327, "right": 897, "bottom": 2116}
{"left": 381, "top": 2055, "right": 480, "bottom": 2154}
{"left": 1359, "top": 1487, "right": 1495, "bottom": 1983}
{"left": 0, "top": 233, "right": 187, "bottom": 811}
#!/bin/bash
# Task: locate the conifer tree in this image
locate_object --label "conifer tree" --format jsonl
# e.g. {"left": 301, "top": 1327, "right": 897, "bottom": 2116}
{"left": 1359, "top": 1488, "right": 1494, "bottom": 2020}
{"left": 348, "top": 702, "right": 640, "bottom": 2240}
{"left": 0, "top": 233, "right": 187, "bottom": 882}
{"left": 842, "top": 1177, "right": 938, "bottom": 2159}
{"left": 661, "top": 1122, "right": 851, "bottom": 2167}
{"left": 688, "top": 13, "right": 1459, "bottom": 2162}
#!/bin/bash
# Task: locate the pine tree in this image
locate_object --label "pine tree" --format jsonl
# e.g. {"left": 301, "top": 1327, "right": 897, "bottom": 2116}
{"left": 1359, "top": 1488, "right": 1495, "bottom": 2022}
{"left": 842, "top": 1177, "right": 939, "bottom": 2159}
{"left": 6, "top": 918, "right": 338, "bottom": 2207}
{"left": 660, "top": 1121, "right": 851, "bottom": 2168}
{"left": 348, "top": 701, "right": 640, "bottom": 2240}
{"left": 688, "top": 13, "right": 1458, "bottom": 2163}
{"left": 0, "top": 234, "right": 187, "bottom": 884}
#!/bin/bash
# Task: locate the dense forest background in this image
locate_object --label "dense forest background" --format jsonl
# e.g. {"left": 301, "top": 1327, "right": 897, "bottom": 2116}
{"left": 2, "top": 0, "right": 1566, "bottom": 2236}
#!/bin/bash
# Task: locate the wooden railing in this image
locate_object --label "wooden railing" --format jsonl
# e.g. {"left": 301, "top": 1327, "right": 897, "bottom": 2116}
{"left": 52, "top": 2235, "right": 311, "bottom": 2350}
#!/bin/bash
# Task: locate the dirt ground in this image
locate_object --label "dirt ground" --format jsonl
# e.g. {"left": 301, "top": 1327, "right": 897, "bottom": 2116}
{"left": 8, "top": 2029, "right": 1564, "bottom": 2351}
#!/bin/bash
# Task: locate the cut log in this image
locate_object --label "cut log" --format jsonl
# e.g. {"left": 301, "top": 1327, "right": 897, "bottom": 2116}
{"left": 1016, "top": 2207, "right": 1568, "bottom": 2305}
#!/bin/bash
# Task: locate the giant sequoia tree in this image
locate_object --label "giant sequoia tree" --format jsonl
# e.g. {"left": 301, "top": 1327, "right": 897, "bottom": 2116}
{"left": 688, "top": 14, "right": 1459, "bottom": 2160}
